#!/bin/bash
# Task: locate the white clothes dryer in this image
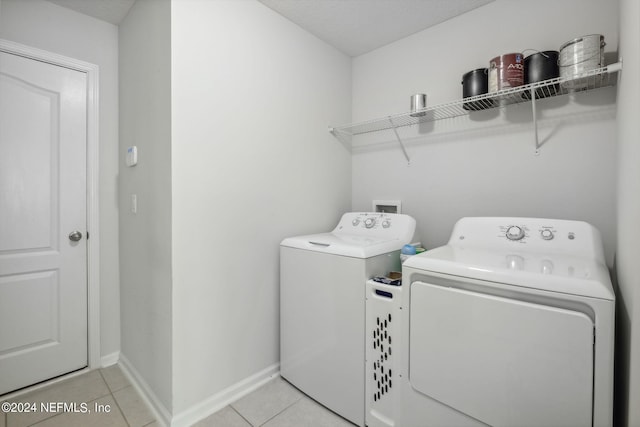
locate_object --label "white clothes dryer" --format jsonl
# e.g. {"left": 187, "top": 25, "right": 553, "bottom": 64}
{"left": 395, "top": 217, "right": 614, "bottom": 427}
{"left": 280, "top": 212, "right": 415, "bottom": 427}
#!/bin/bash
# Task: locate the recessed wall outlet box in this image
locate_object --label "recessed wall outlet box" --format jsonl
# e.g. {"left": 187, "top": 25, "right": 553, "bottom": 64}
{"left": 373, "top": 200, "right": 401, "bottom": 214}
{"left": 126, "top": 146, "right": 137, "bottom": 167}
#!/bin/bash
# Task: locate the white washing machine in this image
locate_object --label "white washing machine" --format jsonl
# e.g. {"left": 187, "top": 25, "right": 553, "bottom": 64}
{"left": 280, "top": 212, "right": 416, "bottom": 427}
{"left": 394, "top": 217, "right": 614, "bottom": 427}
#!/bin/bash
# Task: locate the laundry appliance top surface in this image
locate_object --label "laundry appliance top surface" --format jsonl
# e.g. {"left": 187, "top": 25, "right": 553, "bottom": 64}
{"left": 404, "top": 217, "right": 614, "bottom": 300}
{"left": 281, "top": 212, "right": 416, "bottom": 258}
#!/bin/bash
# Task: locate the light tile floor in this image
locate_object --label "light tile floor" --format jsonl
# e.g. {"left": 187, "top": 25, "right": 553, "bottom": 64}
{"left": 1, "top": 369, "right": 354, "bottom": 427}
{"left": 0, "top": 366, "right": 155, "bottom": 427}
{"left": 194, "top": 377, "right": 356, "bottom": 427}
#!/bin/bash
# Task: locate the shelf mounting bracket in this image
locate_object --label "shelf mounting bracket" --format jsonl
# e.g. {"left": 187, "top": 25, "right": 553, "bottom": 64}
{"left": 388, "top": 117, "right": 411, "bottom": 164}
{"left": 531, "top": 88, "right": 540, "bottom": 155}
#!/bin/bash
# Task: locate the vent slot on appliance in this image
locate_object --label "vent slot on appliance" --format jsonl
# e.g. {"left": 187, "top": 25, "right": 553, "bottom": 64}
{"left": 372, "top": 313, "right": 393, "bottom": 402}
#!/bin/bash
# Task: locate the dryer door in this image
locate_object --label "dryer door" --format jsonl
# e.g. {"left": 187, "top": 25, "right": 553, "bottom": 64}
{"left": 410, "top": 281, "right": 594, "bottom": 427}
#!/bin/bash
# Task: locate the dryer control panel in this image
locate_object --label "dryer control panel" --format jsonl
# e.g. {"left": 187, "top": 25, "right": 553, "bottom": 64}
{"left": 498, "top": 224, "right": 561, "bottom": 243}
{"left": 449, "top": 217, "right": 605, "bottom": 260}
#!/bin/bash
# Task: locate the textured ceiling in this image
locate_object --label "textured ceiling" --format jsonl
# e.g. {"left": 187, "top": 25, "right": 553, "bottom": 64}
{"left": 258, "top": 0, "right": 494, "bottom": 56}
{"left": 44, "top": 0, "right": 494, "bottom": 57}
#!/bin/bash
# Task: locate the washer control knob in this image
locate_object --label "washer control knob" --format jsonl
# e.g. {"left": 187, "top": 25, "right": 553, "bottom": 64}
{"left": 352, "top": 219, "right": 360, "bottom": 226}
{"left": 382, "top": 220, "right": 390, "bottom": 228}
{"left": 364, "top": 218, "right": 376, "bottom": 228}
{"left": 540, "top": 229, "right": 554, "bottom": 240}
{"left": 506, "top": 226, "right": 525, "bottom": 241}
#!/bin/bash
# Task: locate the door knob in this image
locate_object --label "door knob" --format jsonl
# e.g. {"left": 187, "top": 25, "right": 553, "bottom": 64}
{"left": 68, "top": 231, "right": 83, "bottom": 242}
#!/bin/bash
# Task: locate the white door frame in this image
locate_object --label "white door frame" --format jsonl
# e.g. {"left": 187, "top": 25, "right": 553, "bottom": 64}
{"left": 0, "top": 39, "right": 101, "bottom": 370}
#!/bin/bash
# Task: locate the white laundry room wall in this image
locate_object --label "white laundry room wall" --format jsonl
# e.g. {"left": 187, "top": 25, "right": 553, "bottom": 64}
{"left": 0, "top": 0, "right": 121, "bottom": 363}
{"left": 118, "top": 0, "right": 173, "bottom": 415}
{"left": 350, "top": 0, "right": 619, "bottom": 266}
{"left": 170, "top": 0, "right": 351, "bottom": 419}
{"left": 615, "top": 0, "right": 640, "bottom": 425}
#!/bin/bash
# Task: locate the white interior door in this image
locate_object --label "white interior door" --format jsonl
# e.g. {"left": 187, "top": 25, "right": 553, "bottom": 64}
{"left": 0, "top": 50, "right": 88, "bottom": 395}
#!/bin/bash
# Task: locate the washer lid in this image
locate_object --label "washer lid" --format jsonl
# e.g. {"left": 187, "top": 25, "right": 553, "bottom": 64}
{"left": 281, "top": 232, "right": 404, "bottom": 258}
{"left": 404, "top": 245, "right": 614, "bottom": 300}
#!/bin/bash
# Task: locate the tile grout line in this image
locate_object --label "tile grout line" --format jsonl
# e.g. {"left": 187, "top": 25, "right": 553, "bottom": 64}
{"left": 111, "top": 393, "right": 131, "bottom": 427}
{"left": 229, "top": 406, "right": 253, "bottom": 427}
{"left": 28, "top": 409, "right": 64, "bottom": 426}
{"left": 94, "top": 369, "right": 121, "bottom": 423}
{"left": 108, "top": 387, "right": 132, "bottom": 427}
{"left": 99, "top": 367, "right": 144, "bottom": 427}
{"left": 97, "top": 368, "right": 133, "bottom": 427}
{"left": 254, "top": 394, "right": 305, "bottom": 427}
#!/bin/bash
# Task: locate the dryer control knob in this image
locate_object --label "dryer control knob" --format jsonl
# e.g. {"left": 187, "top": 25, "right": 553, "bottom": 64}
{"left": 352, "top": 219, "right": 360, "bottom": 226}
{"left": 540, "top": 229, "right": 554, "bottom": 240}
{"left": 506, "top": 226, "right": 525, "bottom": 241}
{"left": 364, "top": 218, "right": 376, "bottom": 228}
{"left": 382, "top": 220, "right": 390, "bottom": 228}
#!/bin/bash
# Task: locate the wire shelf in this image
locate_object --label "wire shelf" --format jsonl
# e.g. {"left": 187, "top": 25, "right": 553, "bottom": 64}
{"left": 329, "top": 62, "right": 622, "bottom": 137}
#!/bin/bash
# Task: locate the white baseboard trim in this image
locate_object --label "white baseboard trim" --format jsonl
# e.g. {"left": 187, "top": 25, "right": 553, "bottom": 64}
{"left": 171, "top": 362, "right": 280, "bottom": 427}
{"left": 118, "top": 357, "right": 279, "bottom": 427}
{"left": 100, "top": 351, "right": 120, "bottom": 368}
{"left": 118, "top": 354, "right": 172, "bottom": 427}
